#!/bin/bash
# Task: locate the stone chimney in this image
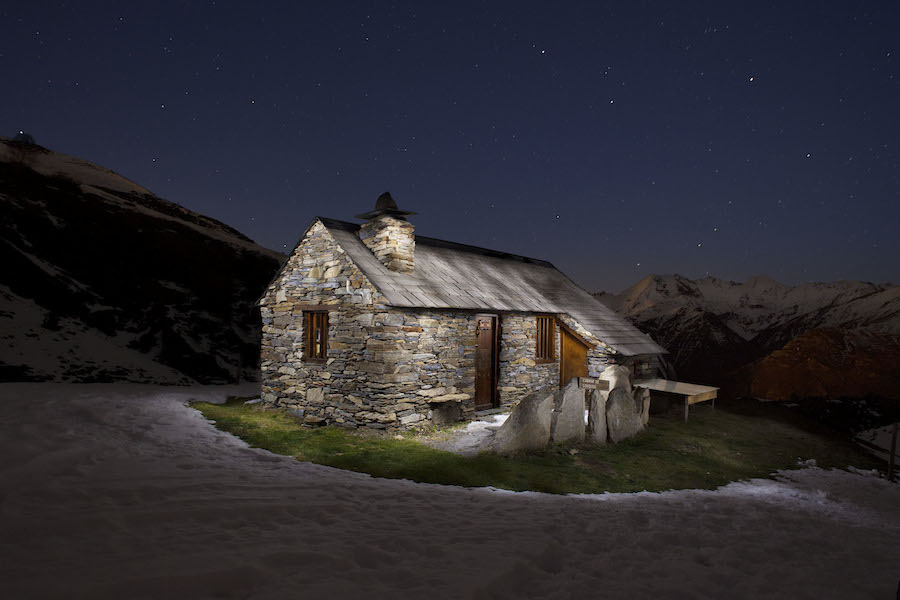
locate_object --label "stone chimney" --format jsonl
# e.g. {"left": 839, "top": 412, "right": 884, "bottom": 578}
{"left": 355, "top": 192, "right": 416, "bottom": 274}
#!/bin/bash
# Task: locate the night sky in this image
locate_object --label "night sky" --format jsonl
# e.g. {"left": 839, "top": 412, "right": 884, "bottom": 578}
{"left": 2, "top": 1, "right": 898, "bottom": 292}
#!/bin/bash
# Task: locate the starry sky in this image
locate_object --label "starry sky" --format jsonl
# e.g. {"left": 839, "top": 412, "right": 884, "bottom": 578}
{"left": 2, "top": 1, "right": 898, "bottom": 293}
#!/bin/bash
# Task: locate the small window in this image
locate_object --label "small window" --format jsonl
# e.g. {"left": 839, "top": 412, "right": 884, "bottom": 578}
{"left": 536, "top": 316, "right": 555, "bottom": 361}
{"left": 304, "top": 311, "right": 328, "bottom": 361}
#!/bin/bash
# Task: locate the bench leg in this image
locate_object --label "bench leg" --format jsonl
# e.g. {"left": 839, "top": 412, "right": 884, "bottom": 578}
{"left": 684, "top": 398, "right": 689, "bottom": 422}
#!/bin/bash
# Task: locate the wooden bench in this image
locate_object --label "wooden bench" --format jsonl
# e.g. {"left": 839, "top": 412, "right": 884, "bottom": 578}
{"left": 632, "top": 378, "right": 719, "bottom": 422}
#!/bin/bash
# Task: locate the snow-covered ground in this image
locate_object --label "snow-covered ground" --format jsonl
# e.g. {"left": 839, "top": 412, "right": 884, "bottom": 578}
{"left": 1, "top": 384, "right": 898, "bottom": 599}
{"left": 856, "top": 422, "right": 900, "bottom": 462}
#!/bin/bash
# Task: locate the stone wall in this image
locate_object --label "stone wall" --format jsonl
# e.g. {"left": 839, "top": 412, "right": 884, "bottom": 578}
{"left": 259, "top": 218, "right": 653, "bottom": 431}
{"left": 260, "top": 220, "right": 381, "bottom": 424}
{"left": 259, "top": 221, "right": 477, "bottom": 429}
{"left": 497, "top": 313, "right": 560, "bottom": 406}
{"left": 358, "top": 215, "right": 415, "bottom": 273}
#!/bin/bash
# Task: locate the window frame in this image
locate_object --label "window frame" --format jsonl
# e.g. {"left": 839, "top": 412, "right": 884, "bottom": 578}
{"left": 303, "top": 310, "right": 329, "bottom": 362}
{"left": 535, "top": 315, "right": 556, "bottom": 363}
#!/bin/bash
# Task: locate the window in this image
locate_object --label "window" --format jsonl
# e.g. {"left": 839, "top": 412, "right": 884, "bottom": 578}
{"left": 536, "top": 316, "right": 555, "bottom": 361}
{"left": 304, "top": 311, "right": 328, "bottom": 361}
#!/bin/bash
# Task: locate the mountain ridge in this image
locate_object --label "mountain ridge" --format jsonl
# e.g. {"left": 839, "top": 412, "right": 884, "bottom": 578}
{"left": 595, "top": 273, "right": 900, "bottom": 406}
{"left": 0, "top": 138, "right": 284, "bottom": 383}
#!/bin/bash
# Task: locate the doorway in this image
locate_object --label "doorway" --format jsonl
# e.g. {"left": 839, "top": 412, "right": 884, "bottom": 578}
{"left": 474, "top": 314, "right": 499, "bottom": 410}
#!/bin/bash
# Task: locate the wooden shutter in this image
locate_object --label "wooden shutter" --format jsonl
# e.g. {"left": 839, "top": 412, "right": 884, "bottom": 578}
{"left": 304, "top": 311, "right": 328, "bottom": 361}
{"left": 536, "top": 316, "right": 555, "bottom": 361}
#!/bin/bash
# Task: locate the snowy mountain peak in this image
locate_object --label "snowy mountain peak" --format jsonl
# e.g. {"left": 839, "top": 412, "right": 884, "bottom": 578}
{"left": 603, "top": 272, "right": 896, "bottom": 339}
{"left": 595, "top": 273, "right": 900, "bottom": 384}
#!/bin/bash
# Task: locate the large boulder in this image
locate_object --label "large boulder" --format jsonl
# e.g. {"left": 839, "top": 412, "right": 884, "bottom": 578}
{"left": 600, "top": 365, "right": 632, "bottom": 395}
{"left": 606, "top": 388, "right": 644, "bottom": 443}
{"left": 587, "top": 389, "right": 607, "bottom": 444}
{"left": 550, "top": 380, "right": 586, "bottom": 444}
{"left": 489, "top": 388, "right": 554, "bottom": 454}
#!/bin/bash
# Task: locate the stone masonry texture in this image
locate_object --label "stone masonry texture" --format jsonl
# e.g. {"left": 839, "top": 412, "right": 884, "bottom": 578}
{"left": 259, "top": 219, "right": 645, "bottom": 431}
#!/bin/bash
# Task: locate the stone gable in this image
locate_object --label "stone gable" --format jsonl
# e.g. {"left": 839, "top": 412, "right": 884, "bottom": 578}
{"left": 259, "top": 218, "right": 641, "bottom": 431}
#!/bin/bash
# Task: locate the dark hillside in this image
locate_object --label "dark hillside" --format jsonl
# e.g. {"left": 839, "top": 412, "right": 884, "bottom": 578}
{"left": 0, "top": 140, "right": 283, "bottom": 383}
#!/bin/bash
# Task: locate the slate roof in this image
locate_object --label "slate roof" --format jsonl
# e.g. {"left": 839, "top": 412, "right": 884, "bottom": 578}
{"left": 319, "top": 218, "right": 666, "bottom": 356}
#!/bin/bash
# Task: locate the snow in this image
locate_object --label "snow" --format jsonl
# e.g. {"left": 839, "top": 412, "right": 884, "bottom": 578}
{"left": 603, "top": 274, "right": 899, "bottom": 340}
{"left": 1, "top": 383, "right": 898, "bottom": 599}
{"left": 0, "top": 286, "right": 192, "bottom": 383}
{"left": 856, "top": 422, "right": 900, "bottom": 462}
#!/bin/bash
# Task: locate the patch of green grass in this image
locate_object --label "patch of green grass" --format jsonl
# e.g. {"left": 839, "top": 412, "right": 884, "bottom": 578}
{"left": 194, "top": 400, "right": 885, "bottom": 494}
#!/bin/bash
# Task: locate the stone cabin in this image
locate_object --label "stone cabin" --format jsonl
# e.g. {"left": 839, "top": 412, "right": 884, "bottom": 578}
{"left": 259, "top": 193, "right": 666, "bottom": 430}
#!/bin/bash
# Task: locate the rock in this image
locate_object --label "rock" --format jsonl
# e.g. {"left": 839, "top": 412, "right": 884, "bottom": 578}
{"left": 600, "top": 365, "right": 632, "bottom": 394}
{"left": 550, "top": 380, "right": 585, "bottom": 444}
{"left": 303, "top": 415, "right": 325, "bottom": 425}
{"left": 400, "top": 412, "right": 424, "bottom": 425}
{"left": 489, "top": 388, "right": 554, "bottom": 454}
{"left": 430, "top": 393, "right": 469, "bottom": 403}
{"left": 383, "top": 313, "right": 404, "bottom": 326}
{"left": 307, "top": 388, "right": 325, "bottom": 404}
{"left": 635, "top": 388, "right": 651, "bottom": 426}
{"left": 606, "top": 388, "right": 644, "bottom": 443}
{"left": 416, "top": 387, "right": 447, "bottom": 397}
{"left": 587, "top": 389, "right": 608, "bottom": 444}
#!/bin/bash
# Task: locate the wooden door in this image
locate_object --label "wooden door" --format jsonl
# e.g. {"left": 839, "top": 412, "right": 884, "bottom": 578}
{"left": 560, "top": 327, "right": 588, "bottom": 387}
{"left": 474, "top": 315, "right": 499, "bottom": 410}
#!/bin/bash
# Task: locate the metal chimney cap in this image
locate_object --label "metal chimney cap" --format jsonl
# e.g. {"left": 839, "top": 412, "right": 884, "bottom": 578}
{"left": 355, "top": 191, "right": 417, "bottom": 220}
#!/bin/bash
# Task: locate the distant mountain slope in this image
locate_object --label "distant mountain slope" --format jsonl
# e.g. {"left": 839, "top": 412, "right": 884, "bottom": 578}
{"left": 734, "top": 328, "right": 900, "bottom": 403}
{"left": 0, "top": 138, "right": 283, "bottom": 383}
{"left": 596, "top": 274, "right": 900, "bottom": 407}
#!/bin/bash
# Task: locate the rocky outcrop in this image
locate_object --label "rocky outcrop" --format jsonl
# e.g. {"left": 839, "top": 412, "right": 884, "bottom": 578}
{"left": 490, "top": 388, "right": 554, "bottom": 453}
{"left": 490, "top": 372, "right": 649, "bottom": 453}
{"left": 587, "top": 389, "right": 608, "bottom": 444}
{"left": 600, "top": 366, "right": 646, "bottom": 443}
{"left": 600, "top": 365, "right": 631, "bottom": 394}
{"left": 606, "top": 388, "right": 644, "bottom": 443}
{"left": 635, "top": 387, "right": 651, "bottom": 426}
{"left": 550, "top": 380, "right": 586, "bottom": 444}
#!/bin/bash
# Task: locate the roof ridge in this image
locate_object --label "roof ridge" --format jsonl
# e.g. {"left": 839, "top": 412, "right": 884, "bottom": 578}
{"left": 317, "top": 216, "right": 555, "bottom": 266}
